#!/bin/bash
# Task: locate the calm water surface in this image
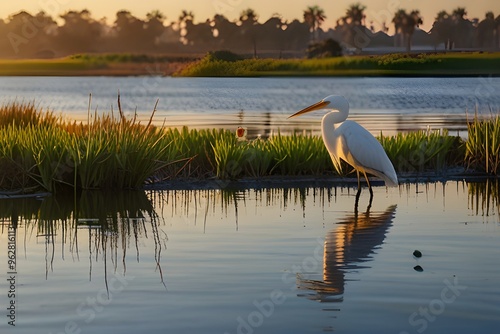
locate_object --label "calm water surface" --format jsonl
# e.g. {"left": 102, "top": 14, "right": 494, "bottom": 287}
{"left": 1, "top": 77, "right": 499, "bottom": 136}
{"left": 0, "top": 181, "right": 499, "bottom": 334}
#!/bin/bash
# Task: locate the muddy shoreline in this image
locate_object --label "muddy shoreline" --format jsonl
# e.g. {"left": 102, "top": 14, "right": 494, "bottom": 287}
{"left": 144, "top": 171, "right": 497, "bottom": 191}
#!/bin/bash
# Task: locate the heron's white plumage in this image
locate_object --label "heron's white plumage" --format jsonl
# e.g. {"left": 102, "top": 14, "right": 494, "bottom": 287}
{"left": 290, "top": 95, "right": 398, "bottom": 189}
{"left": 327, "top": 120, "right": 398, "bottom": 186}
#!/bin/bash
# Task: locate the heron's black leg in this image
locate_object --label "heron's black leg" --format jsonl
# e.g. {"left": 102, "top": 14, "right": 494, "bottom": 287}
{"left": 354, "top": 195, "right": 360, "bottom": 215}
{"left": 354, "top": 170, "right": 362, "bottom": 212}
{"left": 356, "top": 171, "right": 362, "bottom": 194}
{"left": 363, "top": 172, "right": 373, "bottom": 210}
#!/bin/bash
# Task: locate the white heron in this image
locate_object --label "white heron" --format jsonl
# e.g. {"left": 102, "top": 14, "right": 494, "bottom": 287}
{"left": 289, "top": 95, "right": 398, "bottom": 204}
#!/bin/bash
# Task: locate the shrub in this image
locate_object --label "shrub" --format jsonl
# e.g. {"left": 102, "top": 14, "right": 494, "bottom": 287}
{"left": 207, "top": 50, "right": 244, "bottom": 62}
{"left": 306, "top": 39, "right": 343, "bottom": 58}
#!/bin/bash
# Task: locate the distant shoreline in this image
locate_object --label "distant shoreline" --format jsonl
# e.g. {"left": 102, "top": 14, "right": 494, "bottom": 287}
{"left": 178, "top": 52, "right": 500, "bottom": 77}
{"left": 1, "top": 52, "right": 500, "bottom": 77}
{"left": 0, "top": 58, "right": 193, "bottom": 77}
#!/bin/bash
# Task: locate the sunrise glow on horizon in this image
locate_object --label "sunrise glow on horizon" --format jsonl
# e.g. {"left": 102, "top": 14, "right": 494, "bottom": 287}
{"left": 0, "top": 0, "right": 498, "bottom": 33}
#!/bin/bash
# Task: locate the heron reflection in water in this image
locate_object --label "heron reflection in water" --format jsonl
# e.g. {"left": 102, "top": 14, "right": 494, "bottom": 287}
{"left": 298, "top": 205, "right": 397, "bottom": 302}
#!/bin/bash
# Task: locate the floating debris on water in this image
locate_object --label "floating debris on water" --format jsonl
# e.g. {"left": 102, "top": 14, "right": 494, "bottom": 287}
{"left": 414, "top": 265, "right": 424, "bottom": 272}
{"left": 413, "top": 250, "right": 422, "bottom": 258}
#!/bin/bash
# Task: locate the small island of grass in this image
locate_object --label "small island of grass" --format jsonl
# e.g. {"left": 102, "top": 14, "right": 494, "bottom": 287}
{"left": 0, "top": 101, "right": 498, "bottom": 195}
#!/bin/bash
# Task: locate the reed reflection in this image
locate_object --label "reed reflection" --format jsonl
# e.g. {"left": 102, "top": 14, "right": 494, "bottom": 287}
{"left": 0, "top": 190, "right": 167, "bottom": 287}
{"left": 468, "top": 179, "right": 500, "bottom": 217}
{"left": 298, "top": 205, "right": 397, "bottom": 303}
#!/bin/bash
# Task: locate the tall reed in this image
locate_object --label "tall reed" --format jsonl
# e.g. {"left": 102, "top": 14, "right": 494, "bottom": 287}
{"left": 465, "top": 113, "right": 500, "bottom": 175}
{"left": 379, "top": 130, "right": 463, "bottom": 174}
{"left": 0, "top": 124, "right": 37, "bottom": 190}
{"left": 265, "top": 133, "right": 331, "bottom": 175}
{"left": 1, "top": 101, "right": 498, "bottom": 194}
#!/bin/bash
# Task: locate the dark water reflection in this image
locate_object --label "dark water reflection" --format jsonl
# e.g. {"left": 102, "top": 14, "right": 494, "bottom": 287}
{"left": 0, "top": 181, "right": 498, "bottom": 278}
{"left": 468, "top": 179, "right": 500, "bottom": 217}
{"left": 0, "top": 191, "right": 167, "bottom": 286}
{"left": 0, "top": 180, "right": 499, "bottom": 334}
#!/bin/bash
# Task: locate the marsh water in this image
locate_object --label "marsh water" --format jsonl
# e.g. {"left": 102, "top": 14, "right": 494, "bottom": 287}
{"left": 0, "top": 181, "right": 499, "bottom": 334}
{"left": 1, "top": 76, "right": 500, "bottom": 137}
{"left": 1, "top": 76, "right": 500, "bottom": 333}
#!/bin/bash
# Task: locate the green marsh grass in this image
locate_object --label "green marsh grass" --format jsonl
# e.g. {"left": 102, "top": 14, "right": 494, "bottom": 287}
{"left": 0, "top": 102, "right": 60, "bottom": 127}
{"left": 465, "top": 113, "right": 500, "bottom": 175}
{"left": 0, "top": 102, "right": 498, "bottom": 194}
{"left": 178, "top": 52, "right": 500, "bottom": 77}
{"left": 212, "top": 134, "right": 247, "bottom": 179}
{"left": 265, "top": 133, "right": 331, "bottom": 175}
{"left": 379, "top": 130, "right": 464, "bottom": 174}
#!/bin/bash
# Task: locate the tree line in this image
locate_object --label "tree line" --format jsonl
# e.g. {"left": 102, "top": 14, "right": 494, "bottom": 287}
{"left": 1, "top": 4, "right": 499, "bottom": 58}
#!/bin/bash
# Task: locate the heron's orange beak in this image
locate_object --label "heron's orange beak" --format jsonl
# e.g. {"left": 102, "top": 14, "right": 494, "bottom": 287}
{"left": 288, "top": 100, "right": 330, "bottom": 118}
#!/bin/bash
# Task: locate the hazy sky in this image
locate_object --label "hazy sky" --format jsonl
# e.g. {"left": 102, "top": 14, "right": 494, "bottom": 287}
{"left": 1, "top": 0, "right": 498, "bottom": 33}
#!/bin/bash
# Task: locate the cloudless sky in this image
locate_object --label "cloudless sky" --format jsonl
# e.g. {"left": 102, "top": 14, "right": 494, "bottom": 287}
{"left": 0, "top": 0, "right": 498, "bottom": 33}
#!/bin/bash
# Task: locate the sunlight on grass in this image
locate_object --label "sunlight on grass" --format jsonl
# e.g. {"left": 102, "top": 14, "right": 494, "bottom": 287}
{"left": 465, "top": 112, "right": 500, "bottom": 174}
{"left": 178, "top": 52, "right": 500, "bottom": 77}
{"left": 0, "top": 102, "right": 497, "bottom": 193}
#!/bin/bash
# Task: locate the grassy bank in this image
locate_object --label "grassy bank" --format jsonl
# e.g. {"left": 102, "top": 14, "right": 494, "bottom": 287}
{"left": 178, "top": 52, "right": 500, "bottom": 77}
{"left": 2, "top": 52, "right": 499, "bottom": 77}
{"left": 0, "top": 102, "right": 498, "bottom": 193}
{"left": 0, "top": 54, "right": 195, "bottom": 76}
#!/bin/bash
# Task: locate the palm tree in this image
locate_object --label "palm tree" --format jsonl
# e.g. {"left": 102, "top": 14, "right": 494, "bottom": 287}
{"left": 435, "top": 10, "right": 449, "bottom": 22}
{"left": 392, "top": 9, "right": 406, "bottom": 47}
{"left": 477, "top": 11, "right": 496, "bottom": 48}
{"left": 451, "top": 7, "right": 473, "bottom": 48}
{"left": 303, "top": 5, "right": 326, "bottom": 42}
{"left": 407, "top": 10, "right": 423, "bottom": 50}
{"left": 178, "top": 10, "right": 194, "bottom": 27}
{"left": 239, "top": 8, "right": 259, "bottom": 57}
{"left": 145, "top": 10, "right": 165, "bottom": 46}
{"left": 392, "top": 9, "right": 422, "bottom": 52}
{"left": 431, "top": 10, "right": 453, "bottom": 49}
{"left": 178, "top": 10, "right": 194, "bottom": 44}
{"left": 239, "top": 8, "right": 258, "bottom": 25}
{"left": 147, "top": 10, "right": 165, "bottom": 22}
{"left": 452, "top": 7, "right": 467, "bottom": 20}
{"left": 345, "top": 3, "right": 366, "bottom": 26}
{"left": 341, "top": 3, "right": 367, "bottom": 51}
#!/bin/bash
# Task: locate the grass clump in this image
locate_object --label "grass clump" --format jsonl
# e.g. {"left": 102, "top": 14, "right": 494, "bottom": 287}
{"left": 177, "top": 52, "right": 500, "bottom": 77}
{"left": 211, "top": 133, "right": 332, "bottom": 179}
{"left": 72, "top": 112, "right": 172, "bottom": 189}
{"left": 379, "top": 130, "right": 464, "bottom": 174}
{"left": 264, "top": 133, "right": 330, "bottom": 175}
{"left": 0, "top": 101, "right": 60, "bottom": 127}
{"left": 0, "top": 101, "right": 498, "bottom": 194}
{"left": 465, "top": 113, "right": 500, "bottom": 175}
{"left": 0, "top": 101, "right": 174, "bottom": 192}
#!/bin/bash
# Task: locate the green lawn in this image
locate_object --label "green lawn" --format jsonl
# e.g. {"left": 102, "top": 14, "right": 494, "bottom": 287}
{"left": 178, "top": 52, "right": 500, "bottom": 77}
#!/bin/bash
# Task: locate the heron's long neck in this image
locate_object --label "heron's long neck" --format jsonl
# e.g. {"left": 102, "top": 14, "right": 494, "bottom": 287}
{"left": 321, "top": 110, "right": 347, "bottom": 154}
{"left": 321, "top": 109, "right": 348, "bottom": 133}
